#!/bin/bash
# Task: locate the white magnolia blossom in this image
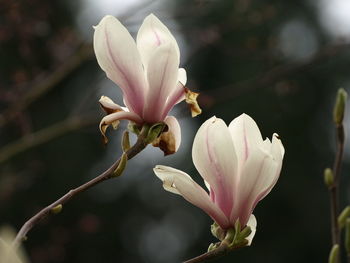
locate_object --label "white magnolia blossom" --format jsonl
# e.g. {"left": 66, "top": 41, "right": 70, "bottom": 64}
{"left": 93, "top": 14, "right": 201, "bottom": 154}
{"left": 154, "top": 114, "right": 284, "bottom": 243}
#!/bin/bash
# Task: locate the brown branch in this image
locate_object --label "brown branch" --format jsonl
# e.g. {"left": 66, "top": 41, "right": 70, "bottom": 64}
{"left": 0, "top": 44, "right": 94, "bottom": 128}
{"left": 0, "top": 115, "right": 99, "bottom": 164}
{"left": 183, "top": 244, "right": 229, "bottom": 263}
{"left": 12, "top": 127, "right": 149, "bottom": 247}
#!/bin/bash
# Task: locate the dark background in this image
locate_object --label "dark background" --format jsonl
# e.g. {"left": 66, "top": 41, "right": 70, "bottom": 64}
{"left": 1, "top": 0, "right": 350, "bottom": 262}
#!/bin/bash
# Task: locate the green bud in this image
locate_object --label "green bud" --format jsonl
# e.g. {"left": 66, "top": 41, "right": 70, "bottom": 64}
{"left": 121, "top": 130, "right": 130, "bottom": 152}
{"left": 112, "top": 152, "right": 127, "bottom": 177}
{"left": 345, "top": 218, "right": 350, "bottom": 255}
{"left": 51, "top": 204, "right": 63, "bottom": 214}
{"left": 324, "top": 168, "right": 334, "bottom": 188}
{"left": 237, "top": 226, "right": 252, "bottom": 240}
{"left": 145, "top": 123, "right": 166, "bottom": 144}
{"left": 127, "top": 122, "right": 141, "bottom": 135}
{"left": 338, "top": 206, "right": 350, "bottom": 229}
{"left": 328, "top": 244, "right": 339, "bottom": 263}
{"left": 333, "top": 88, "right": 347, "bottom": 126}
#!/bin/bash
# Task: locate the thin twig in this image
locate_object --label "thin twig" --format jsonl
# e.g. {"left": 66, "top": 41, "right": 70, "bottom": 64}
{"left": 0, "top": 114, "right": 99, "bottom": 164}
{"left": 12, "top": 128, "right": 149, "bottom": 247}
{"left": 329, "top": 123, "right": 345, "bottom": 257}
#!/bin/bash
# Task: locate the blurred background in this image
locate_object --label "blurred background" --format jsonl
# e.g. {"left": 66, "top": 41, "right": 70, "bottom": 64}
{"left": 1, "top": 0, "right": 350, "bottom": 262}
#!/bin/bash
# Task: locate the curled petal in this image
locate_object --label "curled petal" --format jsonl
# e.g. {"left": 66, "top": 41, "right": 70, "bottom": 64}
{"left": 137, "top": 14, "right": 180, "bottom": 68}
{"left": 143, "top": 43, "right": 179, "bottom": 122}
{"left": 153, "top": 165, "right": 230, "bottom": 229}
{"left": 99, "top": 96, "right": 123, "bottom": 114}
{"left": 185, "top": 88, "right": 202, "bottom": 117}
{"left": 152, "top": 116, "right": 181, "bottom": 155}
{"left": 228, "top": 113, "right": 263, "bottom": 169}
{"left": 192, "top": 117, "right": 238, "bottom": 218}
{"left": 99, "top": 111, "right": 143, "bottom": 144}
{"left": 246, "top": 214, "right": 257, "bottom": 246}
{"left": 93, "top": 15, "right": 146, "bottom": 115}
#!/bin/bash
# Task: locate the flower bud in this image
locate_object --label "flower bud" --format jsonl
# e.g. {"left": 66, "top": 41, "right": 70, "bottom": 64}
{"left": 338, "top": 206, "right": 350, "bottom": 229}
{"left": 112, "top": 152, "right": 127, "bottom": 177}
{"left": 51, "top": 204, "right": 63, "bottom": 214}
{"left": 328, "top": 244, "right": 339, "bottom": 263}
{"left": 333, "top": 88, "right": 347, "bottom": 126}
{"left": 324, "top": 168, "right": 334, "bottom": 188}
{"left": 121, "top": 130, "right": 130, "bottom": 152}
{"left": 345, "top": 218, "right": 350, "bottom": 255}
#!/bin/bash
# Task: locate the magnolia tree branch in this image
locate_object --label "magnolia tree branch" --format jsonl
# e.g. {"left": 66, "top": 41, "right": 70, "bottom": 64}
{"left": 12, "top": 128, "right": 149, "bottom": 247}
{"left": 183, "top": 244, "right": 229, "bottom": 263}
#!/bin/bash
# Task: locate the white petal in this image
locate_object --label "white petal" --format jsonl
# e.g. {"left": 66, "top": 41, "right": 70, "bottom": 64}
{"left": 178, "top": 68, "right": 187, "bottom": 85}
{"left": 93, "top": 15, "right": 146, "bottom": 116}
{"left": 99, "top": 110, "right": 143, "bottom": 144}
{"left": 137, "top": 14, "right": 180, "bottom": 68}
{"left": 246, "top": 214, "right": 257, "bottom": 246}
{"left": 228, "top": 113, "right": 263, "bottom": 170}
{"left": 142, "top": 43, "right": 179, "bottom": 123}
{"left": 192, "top": 117, "right": 238, "bottom": 217}
{"left": 231, "top": 147, "right": 279, "bottom": 225}
{"left": 153, "top": 165, "right": 230, "bottom": 228}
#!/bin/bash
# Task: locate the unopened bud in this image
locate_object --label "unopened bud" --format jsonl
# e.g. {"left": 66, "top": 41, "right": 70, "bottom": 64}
{"left": 51, "top": 204, "right": 63, "bottom": 214}
{"left": 338, "top": 206, "right": 350, "bottom": 229}
{"left": 324, "top": 168, "right": 334, "bottom": 188}
{"left": 328, "top": 244, "right": 339, "bottom": 263}
{"left": 145, "top": 123, "right": 166, "bottom": 144}
{"left": 333, "top": 88, "right": 347, "bottom": 126}
{"left": 112, "top": 152, "right": 127, "bottom": 177}
{"left": 346, "top": 219, "right": 350, "bottom": 255}
{"left": 121, "top": 131, "right": 130, "bottom": 152}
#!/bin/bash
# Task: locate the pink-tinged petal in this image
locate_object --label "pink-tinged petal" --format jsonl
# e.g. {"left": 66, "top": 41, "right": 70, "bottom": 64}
{"left": 99, "top": 96, "right": 123, "bottom": 114}
{"left": 228, "top": 113, "right": 263, "bottom": 170}
{"left": 231, "top": 148, "right": 279, "bottom": 226}
{"left": 153, "top": 165, "right": 230, "bottom": 229}
{"left": 137, "top": 14, "right": 180, "bottom": 68}
{"left": 192, "top": 117, "right": 238, "bottom": 218}
{"left": 152, "top": 116, "right": 181, "bottom": 155}
{"left": 246, "top": 214, "right": 257, "bottom": 246}
{"left": 143, "top": 43, "right": 179, "bottom": 123}
{"left": 93, "top": 15, "right": 146, "bottom": 116}
{"left": 99, "top": 111, "right": 143, "bottom": 144}
{"left": 161, "top": 81, "right": 186, "bottom": 119}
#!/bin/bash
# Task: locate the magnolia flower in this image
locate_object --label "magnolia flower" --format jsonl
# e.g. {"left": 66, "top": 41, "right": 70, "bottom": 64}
{"left": 93, "top": 14, "right": 201, "bottom": 154}
{"left": 154, "top": 114, "right": 284, "bottom": 242}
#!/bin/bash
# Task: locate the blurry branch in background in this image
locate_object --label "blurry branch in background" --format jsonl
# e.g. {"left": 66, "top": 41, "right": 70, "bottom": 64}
{"left": 203, "top": 41, "right": 350, "bottom": 106}
{"left": 0, "top": 44, "right": 94, "bottom": 128}
{"left": 0, "top": 114, "right": 99, "bottom": 164}
{"left": 325, "top": 88, "right": 348, "bottom": 263}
